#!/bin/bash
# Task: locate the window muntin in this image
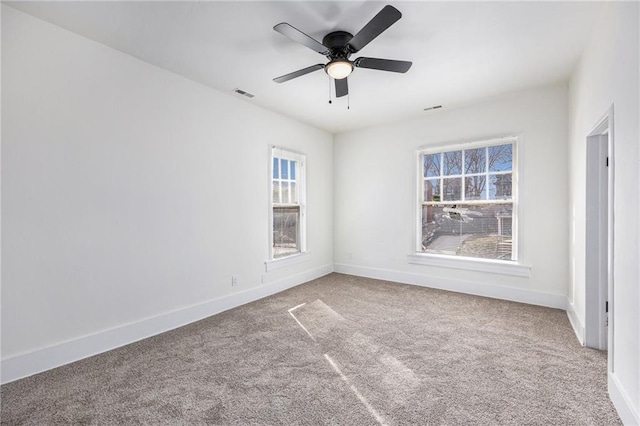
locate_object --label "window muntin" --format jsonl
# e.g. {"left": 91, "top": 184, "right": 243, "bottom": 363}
{"left": 418, "top": 139, "right": 516, "bottom": 261}
{"left": 271, "top": 148, "right": 305, "bottom": 260}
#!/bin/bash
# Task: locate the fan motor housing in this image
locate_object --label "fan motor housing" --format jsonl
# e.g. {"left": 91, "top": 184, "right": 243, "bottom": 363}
{"left": 322, "top": 31, "right": 354, "bottom": 58}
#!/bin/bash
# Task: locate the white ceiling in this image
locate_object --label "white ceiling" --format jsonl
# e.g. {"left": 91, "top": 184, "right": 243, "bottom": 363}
{"left": 6, "top": 1, "right": 603, "bottom": 134}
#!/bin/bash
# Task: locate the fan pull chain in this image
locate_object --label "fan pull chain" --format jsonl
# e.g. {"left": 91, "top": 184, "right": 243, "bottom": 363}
{"left": 347, "top": 93, "right": 350, "bottom": 110}
{"left": 328, "top": 77, "right": 332, "bottom": 104}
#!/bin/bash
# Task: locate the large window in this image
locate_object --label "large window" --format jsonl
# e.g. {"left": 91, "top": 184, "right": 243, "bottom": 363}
{"left": 418, "top": 138, "right": 517, "bottom": 261}
{"left": 271, "top": 148, "right": 306, "bottom": 259}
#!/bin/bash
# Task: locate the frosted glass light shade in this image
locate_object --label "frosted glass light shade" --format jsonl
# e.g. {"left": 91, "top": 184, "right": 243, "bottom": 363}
{"left": 326, "top": 60, "right": 353, "bottom": 79}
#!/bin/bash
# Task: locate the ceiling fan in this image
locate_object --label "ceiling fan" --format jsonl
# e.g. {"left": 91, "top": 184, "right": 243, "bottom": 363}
{"left": 273, "top": 5, "right": 412, "bottom": 98}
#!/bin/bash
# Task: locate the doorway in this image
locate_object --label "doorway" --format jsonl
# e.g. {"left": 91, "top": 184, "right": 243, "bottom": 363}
{"left": 584, "top": 110, "right": 613, "bottom": 358}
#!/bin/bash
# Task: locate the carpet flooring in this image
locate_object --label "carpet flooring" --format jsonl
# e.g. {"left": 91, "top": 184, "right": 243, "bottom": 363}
{"left": 1, "top": 273, "right": 621, "bottom": 425}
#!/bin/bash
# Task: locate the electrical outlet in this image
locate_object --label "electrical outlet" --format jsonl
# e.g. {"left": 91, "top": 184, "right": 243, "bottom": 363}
{"left": 231, "top": 276, "right": 238, "bottom": 287}
{"left": 261, "top": 274, "right": 267, "bottom": 284}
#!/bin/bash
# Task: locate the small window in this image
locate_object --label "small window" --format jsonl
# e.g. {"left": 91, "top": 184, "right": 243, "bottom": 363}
{"left": 271, "top": 147, "right": 306, "bottom": 259}
{"left": 418, "top": 138, "right": 517, "bottom": 261}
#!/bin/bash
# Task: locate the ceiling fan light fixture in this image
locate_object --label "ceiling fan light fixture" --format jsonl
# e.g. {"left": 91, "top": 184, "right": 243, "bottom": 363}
{"left": 326, "top": 60, "right": 353, "bottom": 80}
{"left": 272, "top": 5, "right": 410, "bottom": 97}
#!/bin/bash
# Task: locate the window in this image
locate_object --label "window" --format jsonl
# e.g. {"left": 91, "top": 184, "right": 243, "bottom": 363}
{"left": 417, "top": 138, "right": 517, "bottom": 261}
{"left": 271, "top": 147, "right": 306, "bottom": 259}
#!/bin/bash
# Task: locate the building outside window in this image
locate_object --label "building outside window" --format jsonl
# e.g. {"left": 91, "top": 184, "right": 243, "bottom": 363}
{"left": 271, "top": 147, "right": 306, "bottom": 259}
{"left": 418, "top": 138, "right": 517, "bottom": 261}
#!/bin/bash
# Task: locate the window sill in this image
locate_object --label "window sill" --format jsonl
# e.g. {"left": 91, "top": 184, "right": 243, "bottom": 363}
{"left": 265, "top": 251, "right": 309, "bottom": 272}
{"left": 407, "top": 253, "right": 530, "bottom": 277}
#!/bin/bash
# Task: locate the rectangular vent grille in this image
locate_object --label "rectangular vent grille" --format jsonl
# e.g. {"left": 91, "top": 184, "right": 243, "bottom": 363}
{"left": 423, "top": 105, "right": 442, "bottom": 111}
{"left": 234, "top": 88, "right": 255, "bottom": 98}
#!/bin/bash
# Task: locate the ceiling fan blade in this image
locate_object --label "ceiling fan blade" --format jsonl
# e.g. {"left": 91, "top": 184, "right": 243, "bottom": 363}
{"left": 354, "top": 57, "right": 412, "bottom": 73}
{"left": 347, "top": 5, "right": 402, "bottom": 53}
{"left": 273, "top": 64, "right": 325, "bottom": 83}
{"left": 335, "top": 77, "right": 348, "bottom": 98}
{"left": 274, "top": 23, "right": 330, "bottom": 55}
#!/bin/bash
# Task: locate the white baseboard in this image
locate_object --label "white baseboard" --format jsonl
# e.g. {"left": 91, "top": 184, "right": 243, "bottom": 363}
{"left": 334, "top": 263, "right": 566, "bottom": 309}
{"left": 565, "top": 298, "right": 585, "bottom": 345}
{"left": 1, "top": 264, "right": 333, "bottom": 385}
{"left": 609, "top": 372, "right": 640, "bottom": 425}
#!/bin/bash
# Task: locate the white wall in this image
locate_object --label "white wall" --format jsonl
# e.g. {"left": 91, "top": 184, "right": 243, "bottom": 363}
{"left": 1, "top": 6, "right": 333, "bottom": 381}
{"left": 568, "top": 2, "right": 639, "bottom": 423}
{"left": 334, "top": 84, "right": 569, "bottom": 307}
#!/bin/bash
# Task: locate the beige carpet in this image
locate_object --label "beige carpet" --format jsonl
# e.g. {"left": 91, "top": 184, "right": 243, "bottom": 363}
{"left": 1, "top": 273, "right": 621, "bottom": 425}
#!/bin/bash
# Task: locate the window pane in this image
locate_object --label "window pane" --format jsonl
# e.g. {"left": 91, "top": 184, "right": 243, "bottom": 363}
{"left": 273, "top": 157, "right": 279, "bottom": 179}
{"left": 424, "top": 179, "right": 441, "bottom": 202}
{"left": 465, "top": 148, "right": 486, "bottom": 174}
{"left": 443, "top": 178, "right": 461, "bottom": 201}
{"left": 489, "top": 144, "right": 512, "bottom": 172}
{"left": 282, "top": 182, "right": 290, "bottom": 203}
{"left": 281, "top": 159, "right": 289, "bottom": 179}
{"left": 465, "top": 176, "right": 486, "bottom": 200}
{"left": 489, "top": 173, "right": 512, "bottom": 199}
{"left": 290, "top": 182, "right": 297, "bottom": 203}
{"left": 423, "top": 154, "right": 441, "bottom": 178}
{"left": 443, "top": 151, "right": 462, "bottom": 175}
{"left": 272, "top": 180, "right": 280, "bottom": 204}
{"left": 421, "top": 203, "right": 513, "bottom": 260}
{"left": 290, "top": 161, "right": 296, "bottom": 180}
{"left": 273, "top": 207, "right": 300, "bottom": 258}
{"left": 273, "top": 180, "right": 280, "bottom": 204}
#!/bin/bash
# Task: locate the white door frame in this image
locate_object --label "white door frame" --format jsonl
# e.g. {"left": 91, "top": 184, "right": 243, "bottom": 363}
{"left": 584, "top": 106, "right": 614, "bottom": 366}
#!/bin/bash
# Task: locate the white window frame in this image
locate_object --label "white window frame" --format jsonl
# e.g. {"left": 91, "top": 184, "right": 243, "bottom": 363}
{"left": 267, "top": 147, "right": 307, "bottom": 268}
{"left": 410, "top": 136, "right": 530, "bottom": 277}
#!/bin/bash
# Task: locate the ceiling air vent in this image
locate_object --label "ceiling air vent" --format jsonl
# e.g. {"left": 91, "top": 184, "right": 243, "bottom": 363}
{"left": 423, "top": 105, "right": 442, "bottom": 111}
{"left": 233, "top": 88, "right": 255, "bottom": 98}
